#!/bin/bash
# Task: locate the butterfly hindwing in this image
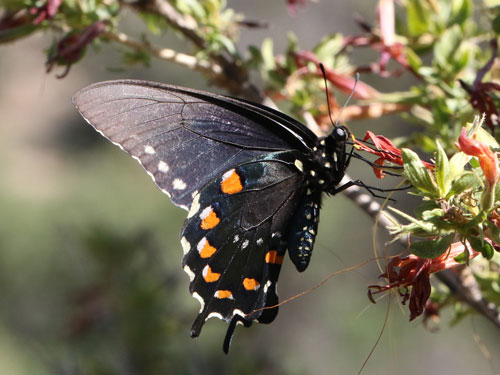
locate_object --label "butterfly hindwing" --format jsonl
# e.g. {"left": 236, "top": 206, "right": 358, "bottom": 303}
{"left": 180, "top": 151, "right": 307, "bottom": 337}
{"left": 73, "top": 80, "right": 316, "bottom": 209}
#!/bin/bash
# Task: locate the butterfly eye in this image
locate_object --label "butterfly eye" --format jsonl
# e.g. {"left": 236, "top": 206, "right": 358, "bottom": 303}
{"left": 332, "top": 127, "right": 347, "bottom": 141}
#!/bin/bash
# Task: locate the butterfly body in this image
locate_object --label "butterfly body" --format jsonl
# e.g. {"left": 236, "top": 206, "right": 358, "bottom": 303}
{"left": 73, "top": 80, "right": 350, "bottom": 351}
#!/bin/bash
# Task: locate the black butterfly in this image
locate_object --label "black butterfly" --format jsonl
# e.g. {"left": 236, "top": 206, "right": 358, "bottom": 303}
{"left": 73, "top": 80, "right": 354, "bottom": 352}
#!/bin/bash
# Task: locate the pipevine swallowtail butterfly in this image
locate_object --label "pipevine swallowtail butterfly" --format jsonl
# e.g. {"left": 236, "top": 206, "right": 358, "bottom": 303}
{"left": 73, "top": 80, "right": 355, "bottom": 353}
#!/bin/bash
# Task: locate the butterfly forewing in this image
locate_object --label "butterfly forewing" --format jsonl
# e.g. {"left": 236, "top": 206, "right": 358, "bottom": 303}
{"left": 73, "top": 81, "right": 315, "bottom": 209}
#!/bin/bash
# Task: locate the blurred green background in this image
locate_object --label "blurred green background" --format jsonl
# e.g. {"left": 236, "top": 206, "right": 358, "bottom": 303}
{"left": 1, "top": 1, "right": 499, "bottom": 374}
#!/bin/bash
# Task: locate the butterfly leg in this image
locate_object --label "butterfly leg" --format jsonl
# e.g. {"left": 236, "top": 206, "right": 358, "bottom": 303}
{"left": 333, "top": 179, "right": 408, "bottom": 200}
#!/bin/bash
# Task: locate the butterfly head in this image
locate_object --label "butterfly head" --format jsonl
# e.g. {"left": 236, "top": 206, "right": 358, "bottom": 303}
{"left": 310, "top": 125, "right": 350, "bottom": 193}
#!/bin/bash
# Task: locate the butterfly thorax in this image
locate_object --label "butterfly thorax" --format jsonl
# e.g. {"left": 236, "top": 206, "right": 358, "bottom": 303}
{"left": 307, "top": 126, "right": 349, "bottom": 194}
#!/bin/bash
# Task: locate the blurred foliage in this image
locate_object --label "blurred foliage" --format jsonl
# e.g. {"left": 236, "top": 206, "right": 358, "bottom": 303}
{"left": 1, "top": 0, "right": 500, "bottom": 373}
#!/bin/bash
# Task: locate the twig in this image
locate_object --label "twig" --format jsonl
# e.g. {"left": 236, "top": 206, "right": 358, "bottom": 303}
{"left": 329, "top": 103, "right": 411, "bottom": 122}
{"left": 125, "top": 0, "right": 262, "bottom": 101}
{"left": 103, "top": 31, "right": 223, "bottom": 77}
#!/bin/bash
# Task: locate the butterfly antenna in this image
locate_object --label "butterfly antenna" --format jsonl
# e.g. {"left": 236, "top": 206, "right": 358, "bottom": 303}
{"left": 319, "top": 63, "right": 337, "bottom": 128}
{"left": 319, "top": 63, "right": 359, "bottom": 127}
{"left": 336, "top": 72, "right": 359, "bottom": 127}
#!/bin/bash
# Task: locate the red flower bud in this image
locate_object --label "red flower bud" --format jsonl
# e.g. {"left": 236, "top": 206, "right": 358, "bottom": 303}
{"left": 456, "top": 127, "right": 499, "bottom": 187}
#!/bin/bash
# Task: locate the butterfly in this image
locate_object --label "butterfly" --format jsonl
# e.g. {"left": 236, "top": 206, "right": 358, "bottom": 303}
{"left": 73, "top": 80, "right": 354, "bottom": 352}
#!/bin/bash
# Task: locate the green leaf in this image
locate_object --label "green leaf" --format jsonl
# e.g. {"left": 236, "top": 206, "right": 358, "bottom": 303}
{"left": 487, "top": 221, "right": 500, "bottom": 244}
{"left": 314, "top": 34, "right": 343, "bottom": 63}
{"left": 402, "top": 148, "right": 439, "bottom": 196}
{"left": 447, "top": 172, "right": 481, "bottom": 197}
{"left": 175, "top": 0, "right": 206, "bottom": 19}
{"left": 414, "top": 201, "right": 440, "bottom": 218}
{"left": 448, "top": 151, "right": 470, "bottom": 182}
{"left": 454, "top": 250, "right": 469, "bottom": 263}
{"left": 482, "top": 242, "right": 495, "bottom": 259}
{"left": 493, "top": 12, "right": 500, "bottom": 34}
{"left": 261, "top": 38, "right": 275, "bottom": 71}
{"left": 245, "top": 45, "right": 262, "bottom": 68}
{"left": 123, "top": 50, "right": 151, "bottom": 68}
{"left": 407, "top": 0, "right": 429, "bottom": 36}
{"left": 388, "top": 206, "right": 438, "bottom": 233}
{"left": 214, "top": 33, "right": 236, "bottom": 55}
{"left": 474, "top": 124, "right": 500, "bottom": 148}
{"left": 434, "top": 25, "right": 463, "bottom": 69}
{"left": 453, "top": 46, "right": 470, "bottom": 72}
{"left": 469, "top": 157, "right": 480, "bottom": 168}
{"left": 450, "top": 0, "right": 473, "bottom": 26}
{"left": 410, "top": 234, "right": 455, "bottom": 259}
{"left": 421, "top": 208, "right": 444, "bottom": 220}
{"left": 406, "top": 47, "right": 423, "bottom": 72}
{"left": 484, "top": 0, "right": 500, "bottom": 7}
{"left": 468, "top": 236, "right": 495, "bottom": 260}
{"left": 139, "top": 13, "right": 169, "bottom": 35}
{"left": 435, "top": 141, "right": 451, "bottom": 196}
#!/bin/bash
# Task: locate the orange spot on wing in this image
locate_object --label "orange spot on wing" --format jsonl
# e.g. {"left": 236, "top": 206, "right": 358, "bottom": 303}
{"left": 215, "top": 290, "right": 233, "bottom": 299}
{"left": 203, "top": 265, "right": 221, "bottom": 282}
{"left": 200, "top": 209, "right": 220, "bottom": 230}
{"left": 243, "top": 278, "right": 260, "bottom": 291}
{"left": 200, "top": 240, "right": 217, "bottom": 258}
{"left": 221, "top": 169, "right": 243, "bottom": 194}
{"left": 265, "top": 250, "right": 284, "bottom": 265}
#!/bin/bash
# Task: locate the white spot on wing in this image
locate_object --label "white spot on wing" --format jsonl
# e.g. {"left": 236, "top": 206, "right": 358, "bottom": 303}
{"left": 197, "top": 238, "right": 207, "bottom": 253}
{"left": 144, "top": 145, "right": 156, "bottom": 155}
{"left": 199, "top": 206, "right": 213, "bottom": 220}
{"left": 183, "top": 265, "right": 195, "bottom": 282}
{"left": 233, "top": 309, "right": 246, "bottom": 318}
{"left": 173, "top": 178, "right": 187, "bottom": 190}
{"left": 256, "top": 238, "right": 264, "bottom": 246}
{"left": 242, "top": 239, "right": 249, "bottom": 249}
{"left": 294, "top": 159, "right": 304, "bottom": 172}
{"left": 222, "top": 169, "right": 235, "bottom": 181}
{"left": 158, "top": 160, "right": 169, "bottom": 172}
{"left": 187, "top": 193, "right": 201, "bottom": 218}
{"left": 161, "top": 188, "right": 172, "bottom": 198}
{"left": 233, "top": 234, "right": 240, "bottom": 243}
{"left": 214, "top": 291, "right": 234, "bottom": 300}
{"left": 181, "top": 236, "right": 190, "bottom": 255}
{"left": 206, "top": 312, "right": 224, "bottom": 321}
{"left": 192, "top": 292, "right": 205, "bottom": 312}
{"left": 263, "top": 280, "right": 272, "bottom": 293}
